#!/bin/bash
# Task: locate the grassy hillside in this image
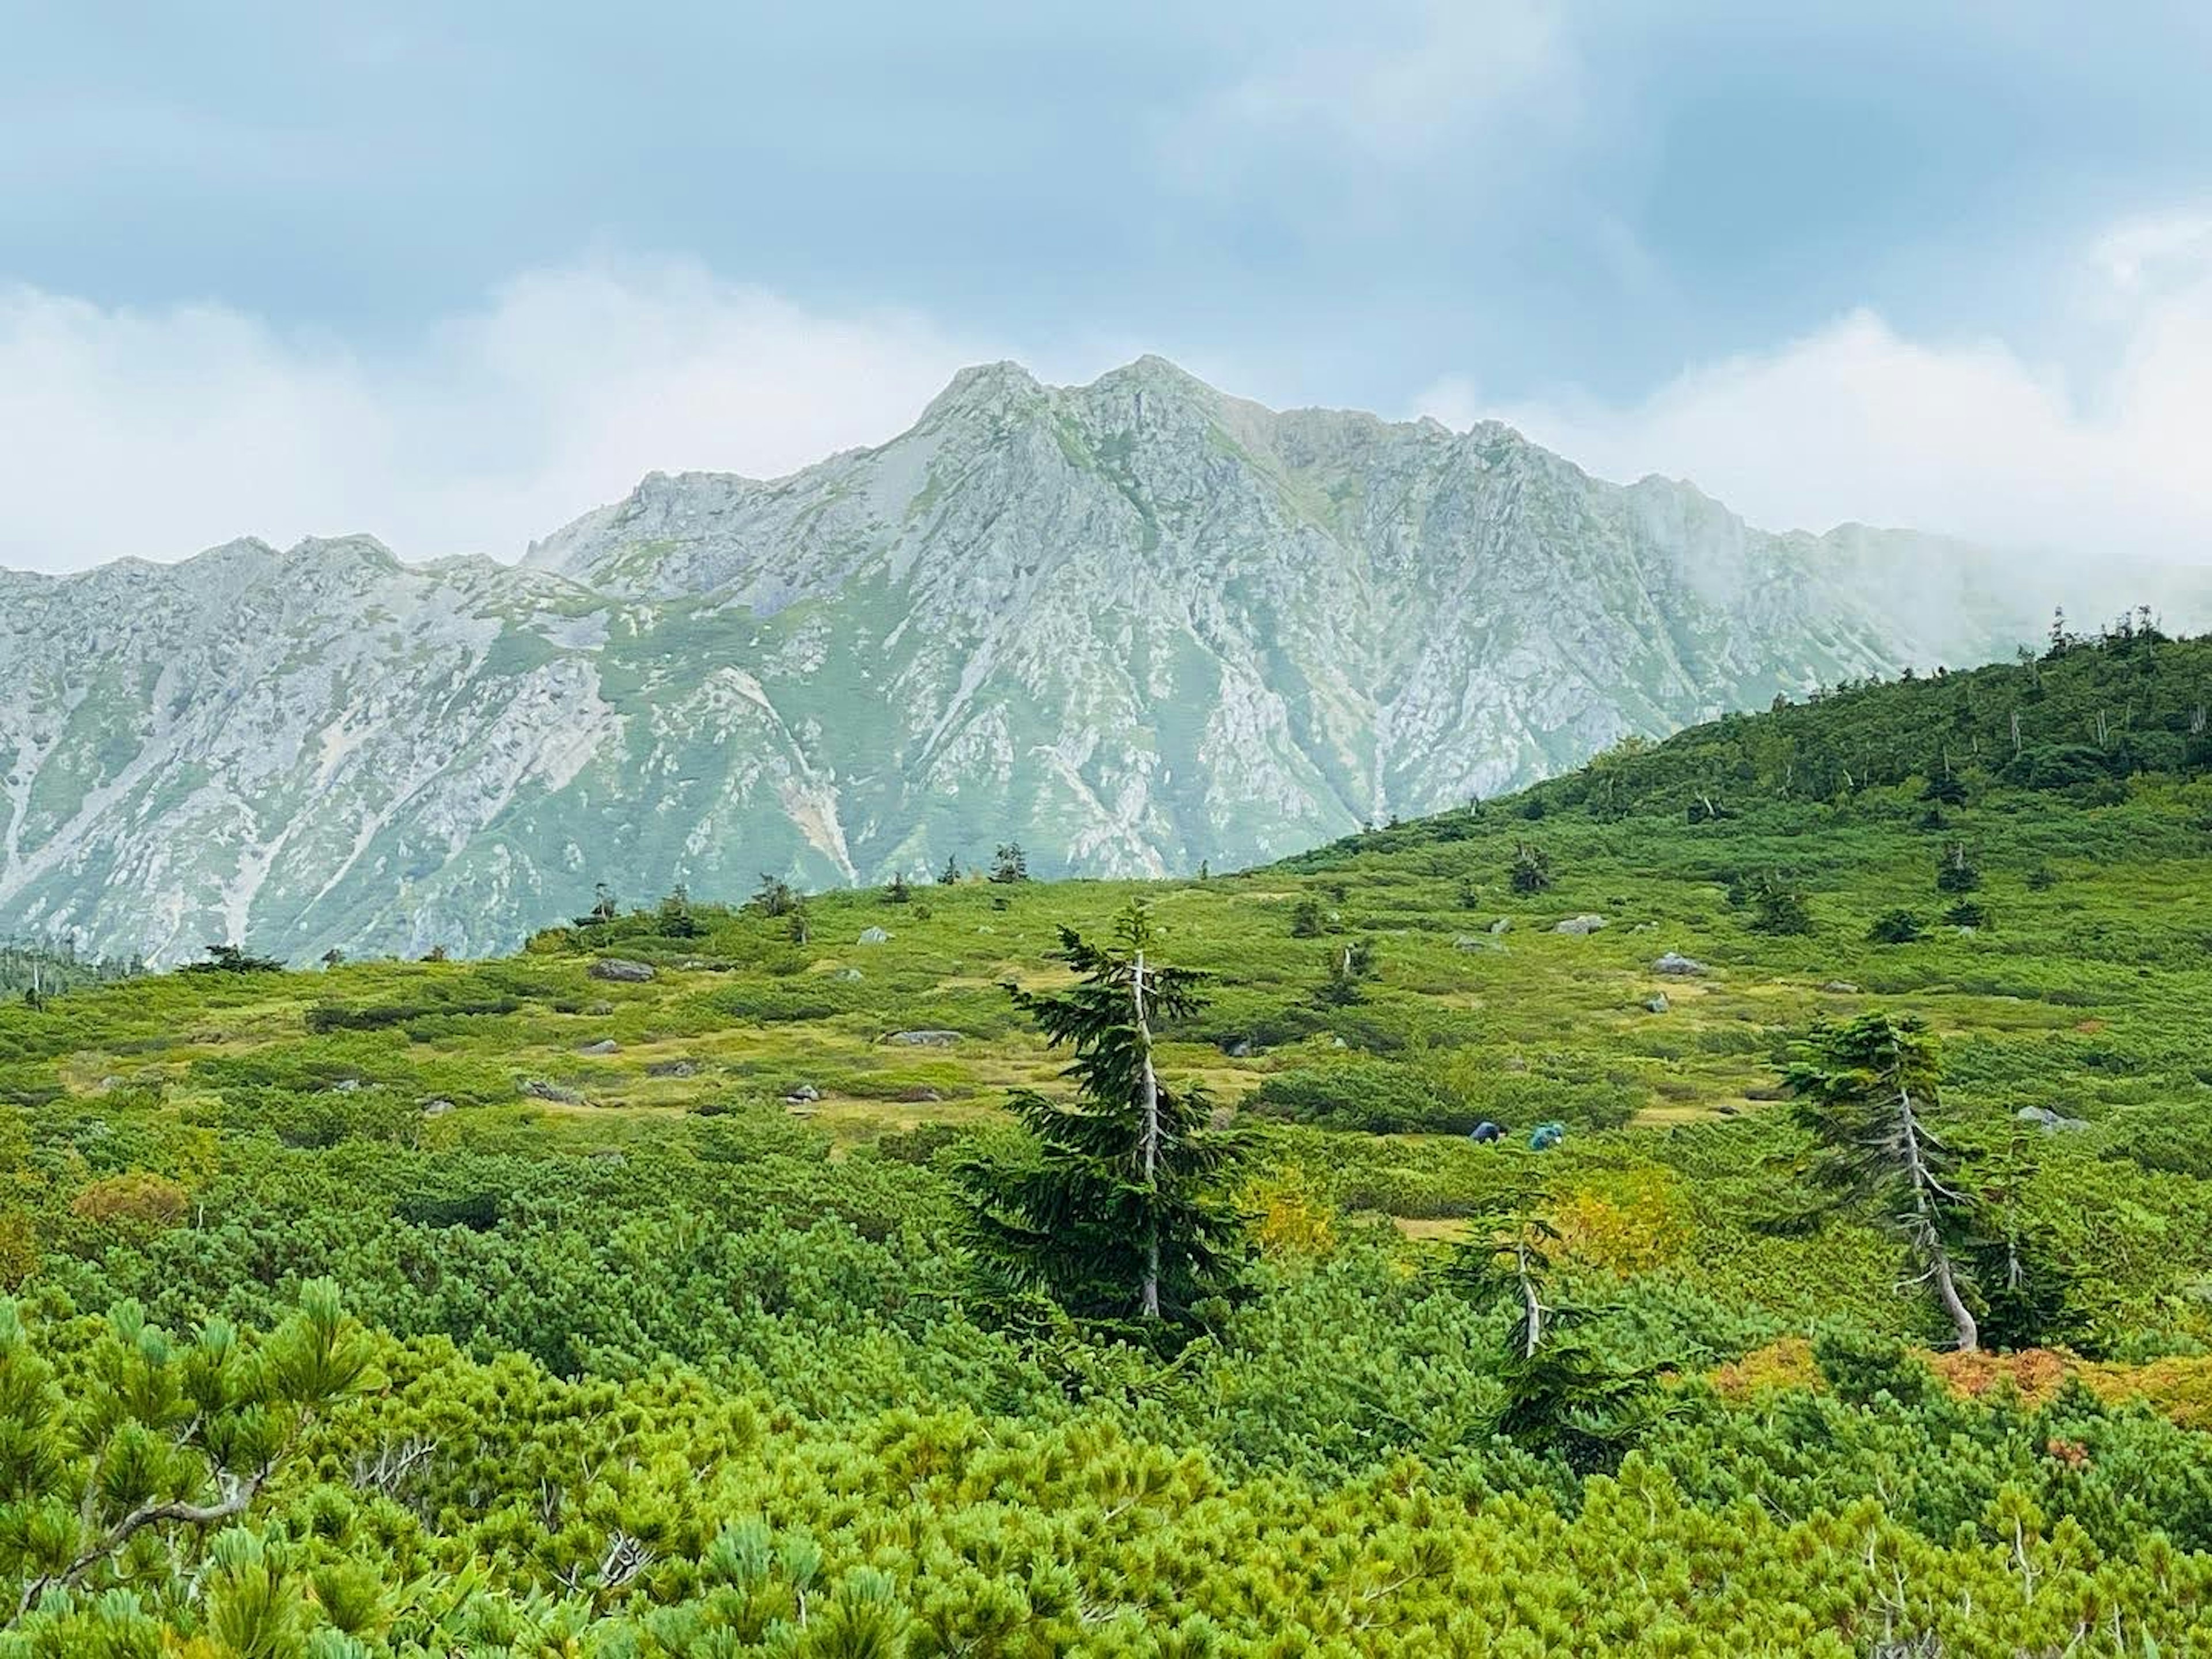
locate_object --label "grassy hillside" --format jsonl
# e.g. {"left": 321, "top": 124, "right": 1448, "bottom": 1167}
{"left": 3, "top": 629, "right": 2212, "bottom": 1654}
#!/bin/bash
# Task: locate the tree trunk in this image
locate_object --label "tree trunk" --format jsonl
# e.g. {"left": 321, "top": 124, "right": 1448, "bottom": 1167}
{"left": 1893, "top": 1063, "right": 1979, "bottom": 1353}
{"left": 1927, "top": 1243, "right": 1979, "bottom": 1354}
{"left": 1132, "top": 949, "right": 1161, "bottom": 1320}
{"left": 1516, "top": 1240, "right": 1544, "bottom": 1358}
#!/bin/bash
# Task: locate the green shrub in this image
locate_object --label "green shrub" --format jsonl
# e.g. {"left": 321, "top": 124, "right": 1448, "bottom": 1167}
{"left": 1868, "top": 908, "right": 1924, "bottom": 944}
{"left": 1247, "top": 1059, "right": 1468, "bottom": 1134}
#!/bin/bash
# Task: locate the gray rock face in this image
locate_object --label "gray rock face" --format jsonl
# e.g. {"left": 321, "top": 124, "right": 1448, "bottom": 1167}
{"left": 1644, "top": 992, "right": 1671, "bottom": 1014}
{"left": 2016, "top": 1105, "right": 2091, "bottom": 1132}
{"left": 856, "top": 927, "right": 891, "bottom": 945}
{"left": 577, "top": 1039, "right": 620, "bottom": 1056}
{"left": 882, "top": 1029, "right": 962, "bottom": 1046}
{"left": 588, "top": 959, "right": 656, "bottom": 983}
{"left": 1554, "top": 914, "right": 1608, "bottom": 935}
{"left": 0, "top": 355, "right": 2136, "bottom": 965}
{"left": 1653, "top": 952, "right": 1710, "bottom": 976}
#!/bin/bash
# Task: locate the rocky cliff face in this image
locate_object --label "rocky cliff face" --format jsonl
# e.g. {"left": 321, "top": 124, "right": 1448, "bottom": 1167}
{"left": 0, "top": 357, "right": 2122, "bottom": 963}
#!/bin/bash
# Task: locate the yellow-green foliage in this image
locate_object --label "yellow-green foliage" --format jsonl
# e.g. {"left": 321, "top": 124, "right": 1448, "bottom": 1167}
{"left": 1550, "top": 1168, "right": 1693, "bottom": 1274}
{"left": 2, "top": 634, "right": 2211, "bottom": 1652}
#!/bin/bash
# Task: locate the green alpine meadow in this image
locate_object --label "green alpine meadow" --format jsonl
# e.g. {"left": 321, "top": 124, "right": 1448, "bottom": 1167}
{"left": 16, "top": 12, "right": 2212, "bottom": 1653}
{"left": 6, "top": 622, "right": 2212, "bottom": 1654}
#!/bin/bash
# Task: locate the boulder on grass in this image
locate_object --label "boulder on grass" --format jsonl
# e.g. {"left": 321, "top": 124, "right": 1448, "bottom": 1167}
{"left": 2016, "top": 1105, "right": 2090, "bottom": 1133}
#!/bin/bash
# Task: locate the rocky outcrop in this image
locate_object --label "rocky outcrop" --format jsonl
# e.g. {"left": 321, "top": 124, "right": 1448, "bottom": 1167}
{"left": 0, "top": 357, "right": 2115, "bottom": 965}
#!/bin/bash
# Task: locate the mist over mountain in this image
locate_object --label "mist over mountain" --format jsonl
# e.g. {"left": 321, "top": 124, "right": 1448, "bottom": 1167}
{"left": 0, "top": 356, "right": 2190, "bottom": 964}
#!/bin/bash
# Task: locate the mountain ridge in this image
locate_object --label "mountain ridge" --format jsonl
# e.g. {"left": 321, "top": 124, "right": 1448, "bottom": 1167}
{"left": 2, "top": 355, "right": 2200, "bottom": 965}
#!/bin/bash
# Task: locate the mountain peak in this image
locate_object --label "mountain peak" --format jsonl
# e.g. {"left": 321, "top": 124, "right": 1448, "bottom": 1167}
{"left": 920, "top": 359, "right": 1046, "bottom": 422}
{"left": 1077, "top": 354, "right": 1234, "bottom": 415}
{"left": 1090, "top": 353, "right": 1215, "bottom": 392}
{"left": 183, "top": 536, "right": 281, "bottom": 566}
{"left": 288, "top": 533, "right": 400, "bottom": 568}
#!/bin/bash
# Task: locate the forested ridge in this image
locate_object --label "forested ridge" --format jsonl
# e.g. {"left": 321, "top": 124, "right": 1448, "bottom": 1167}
{"left": 3, "top": 629, "right": 2212, "bottom": 1654}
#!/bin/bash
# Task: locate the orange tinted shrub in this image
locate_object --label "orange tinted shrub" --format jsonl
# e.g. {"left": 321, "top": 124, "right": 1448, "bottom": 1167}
{"left": 70, "top": 1172, "right": 189, "bottom": 1234}
{"left": 1710, "top": 1338, "right": 1819, "bottom": 1400}
{"left": 1709, "top": 1340, "right": 2212, "bottom": 1433}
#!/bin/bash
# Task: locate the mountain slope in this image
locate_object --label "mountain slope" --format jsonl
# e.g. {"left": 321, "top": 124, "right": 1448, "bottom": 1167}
{"left": 0, "top": 357, "right": 2173, "bottom": 964}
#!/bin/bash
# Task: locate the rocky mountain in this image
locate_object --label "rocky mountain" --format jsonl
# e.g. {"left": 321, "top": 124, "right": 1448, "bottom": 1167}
{"left": 0, "top": 356, "right": 2176, "bottom": 964}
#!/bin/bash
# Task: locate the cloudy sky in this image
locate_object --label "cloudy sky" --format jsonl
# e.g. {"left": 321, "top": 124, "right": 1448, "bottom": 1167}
{"left": 5, "top": 1, "right": 2211, "bottom": 573}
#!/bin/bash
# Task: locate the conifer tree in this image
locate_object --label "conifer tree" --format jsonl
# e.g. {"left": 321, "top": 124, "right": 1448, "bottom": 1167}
{"left": 990, "top": 842, "right": 1029, "bottom": 884}
{"left": 5, "top": 1281, "right": 375, "bottom": 1620}
{"left": 1785, "top": 1012, "right": 1980, "bottom": 1351}
{"left": 1446, "top": 1206, "right": 1675, "bottom": 1470}
{"left": 657, "top": 883, "right": 702, "bottom": 938}
{"left": 1748, "top": 870, "right": 1815, "bottom": 935}
{"left": 1510, "top": 841, "right": 1553, "bottom": 895}
{"left": 579, "top": 880, "right": 619, "bottom": 926}
{"left": 181, "top": 942, "right": 283, "bottom": 975}
{"left": 750, "top": 873, "right": 798, "bottom": 918}
{"left": 1448, "top": 1204, "right": 1560, "bottom": 1359}
{"left": 1316, "top": 938, "right": 1374, "bottom": 1006}
{"left": 961, "top": 903, "right": 1243, "bottom": 1336}
{"left": 1965, "top": 1128, "right": 2076, "bottom": 1350}
{"left": 1936, "top": 840, "right": 1982, "bottom": 893}
{"left": 1867, "top": 908, "right": 1924, "bottom": 945}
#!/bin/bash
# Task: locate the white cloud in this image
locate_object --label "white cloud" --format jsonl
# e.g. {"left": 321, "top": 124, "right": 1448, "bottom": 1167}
{"left": 1417, "top": 219, "right": 2212, "bottom": 568}
{"left": 2091, "top": 210, "right": 2212, "bottom": 296}
{"left": 0, "top": 262, "right": 1005, "bottom": 573}
{"left": 14, "top": 211, "right": 2212, "bottom": 588}
{"left": 1165, "top": 0, "right": 1578, "bottom": 176}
